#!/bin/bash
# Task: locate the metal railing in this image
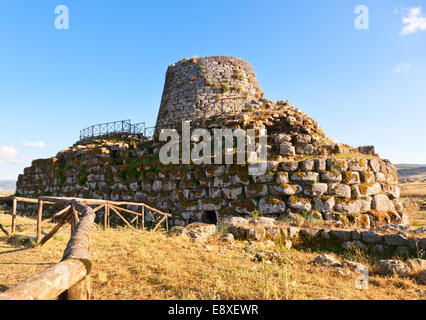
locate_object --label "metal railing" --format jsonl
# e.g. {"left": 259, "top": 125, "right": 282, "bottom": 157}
{"left": 200, "top": 95, "right": 249, "bottom": 118}
{"left": 79, "top": 120, "right": 155, "bottom": 141}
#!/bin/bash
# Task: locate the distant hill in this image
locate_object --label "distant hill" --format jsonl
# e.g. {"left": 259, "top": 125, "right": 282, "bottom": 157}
{"left": 0, "top": 180, "right": 16, "bottom": 195}
{"left": 395, "top": 164, "right": 426, "bottom": 183}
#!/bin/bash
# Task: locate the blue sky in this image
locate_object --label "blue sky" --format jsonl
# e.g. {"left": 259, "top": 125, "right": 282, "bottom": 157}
{"left": 0, "top": 0, "right": 425, "bottom": 180}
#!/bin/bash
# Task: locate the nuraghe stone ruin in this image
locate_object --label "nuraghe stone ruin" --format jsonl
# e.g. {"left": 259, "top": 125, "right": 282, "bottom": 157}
{"left": 16, "top": 56, "right": 406, "bottom": 230}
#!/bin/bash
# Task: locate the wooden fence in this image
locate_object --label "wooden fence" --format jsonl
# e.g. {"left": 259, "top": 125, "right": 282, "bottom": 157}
{"left": 0, "top": 196, "right": 171, "bottom": 300}
{"left": 0, "top": 196, "right": 171, "bottom": 241}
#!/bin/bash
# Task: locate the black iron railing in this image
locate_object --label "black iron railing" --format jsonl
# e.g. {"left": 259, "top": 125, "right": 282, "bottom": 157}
{"left": 200, "top": 96, "right": 249, "bottom": 118}
{"left": 79, "top": 120, "right": 155, "bottom": 141}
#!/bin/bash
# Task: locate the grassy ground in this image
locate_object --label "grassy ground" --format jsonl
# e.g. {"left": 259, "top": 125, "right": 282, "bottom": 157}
{"left": 0, "top": 213, "right": 424, "bottom": 300}
{"left": 400, "top": 183, "right": 426, "bottom": 228}
{"left": 400, "top": 183, "right": 426, "bottom": 198}
{"left": 404, "top": 199, "right": 426, "bottom": 228}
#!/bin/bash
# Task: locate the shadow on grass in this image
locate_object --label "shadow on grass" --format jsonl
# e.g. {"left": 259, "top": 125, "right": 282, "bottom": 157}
{"left": 0, "top": 247, "right": 32, "bottom": 256}
{"left": 0, "top": 284, "right": 9, "bottom": 293}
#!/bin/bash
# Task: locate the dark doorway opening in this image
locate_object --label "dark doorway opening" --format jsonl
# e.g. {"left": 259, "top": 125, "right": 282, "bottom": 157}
{"left": 203, "top": 211, "right": 218, "bottom": 224}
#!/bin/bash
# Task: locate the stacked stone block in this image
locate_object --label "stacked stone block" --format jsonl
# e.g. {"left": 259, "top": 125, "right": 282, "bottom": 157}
{"left": 155, "top": 56, "right": 262, "bottom": 131}
{"left": 16, "top": 139, "right": 404, "bottom": 228}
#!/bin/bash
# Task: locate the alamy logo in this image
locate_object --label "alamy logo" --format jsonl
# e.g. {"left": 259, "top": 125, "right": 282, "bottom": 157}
{"left": 354, "top": 5, "right": 369, "bottom": 30}
{"left": 55, "top": 5, "right": 69, "bottom": 30}
{"left": 159, "top": 121, "right": 268, "bottom": 175}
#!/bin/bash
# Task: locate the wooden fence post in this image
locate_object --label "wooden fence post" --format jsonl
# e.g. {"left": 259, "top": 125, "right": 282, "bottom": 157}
{"left": 71, "top": 204, "right": 79, "bottom": 235}
{"left": 67, "top": 275, "right": 90, "bottom": 300}
{"left": 142, "top": 205, "right": 145, "bottom": 230}
{"left": 11, "top": 197, "right": 17, "bottom": 235}
{"left": 36, "top": 200, "right": 43, "bottom": 242}
{"left": 104, "top": 205, "right": 109, "bottom": 230}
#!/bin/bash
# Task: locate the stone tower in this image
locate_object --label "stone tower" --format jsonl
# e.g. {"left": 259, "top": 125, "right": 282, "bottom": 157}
{"left": 154, "top": 56, "right": 263, "bottom": 131}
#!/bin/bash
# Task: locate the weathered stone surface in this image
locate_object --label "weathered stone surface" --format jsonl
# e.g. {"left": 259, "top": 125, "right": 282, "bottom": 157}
{"left": 274, "top": 133, "right": 291, "bottom": 144}
{"left": 342, "top": 171, "right": 360, "bottom": 184}
{"left": 382, "top": 185, "right": 400, "bottom": 199}
{"left": 326, "top": 159, "right": 348, "bottom": 171}
{"left": 228, "top": 217, "right": 249, "bottom": 225}
{"left": 369, "top": 159, "right": 381, "bottom": 172}
{"left": 313, "top": 196, "right": 335, "bottom": 212}
{"left": 362, "top": 231, "right": 383, "bottom": 243}
{"left": 221, "top": 187, "right": 243, "bottom": 200}
{"left": 384, "top": 234, "right": 407, "bottom": 246}
{"left": 304, "top": 183, "right": 328, "bottom": 197}
{"left": 372, "top": 194, "right": 390, "bottom": 211}
{"left": 245, "top": 184, "right": 268, "bottom": 198}
{"left": 288, "top": 195, "right": 312, "bottom": 212}
{"left": 279, "top": 143, "right": 296, "bottom": 156}
{"left": 351, "top": 230, "right": 361, "bottom": 240}
{"left": 360, "top": 171, "right": 375, "bottom": 184}
{"left": 300, "top": 229, "right": 320, "bottom": 240}
{"left": 288, "top": 227, "right": 300, "bottom": 239}
{"left": 335, "top": 199, "right": 370, "bottom": 215}
{"left": 418, "top": 270, "right": 426, "bottom": 285}
{"left": 257, "top": 216, "right": 276, "bottom": 226}
{"left": 220, "top": 233, "right": 234, "bottom": 243}
{"left": 269, "top": 184, "right": 299, "bottom": 196}
{"left": 310, "top": 254, "right": 341, "bottom": 267}
{"left": 152, "top": 180, "right": 162, "bottom": 192}
{"left": 294, "top": 134, "right": 311, "bottom": 144}
{"left": 374, "top": 259, "right": 410, "bottom": 277}
{"left": 291, "top": 172, "right": 319, "bottom": 183}
{"left": 205, "top": 165, "right": 225, "bottom": 178}
{"left": 375, "top": 172, "right": 386, "bottom": 183}
{"left": 321, "top": 172, "right": 342, "bottom": 182}
{"left": 328, "top": 183, "right": 351, "bottom": 198}
{"left": 251, "top": 173, "right": 274, "bottom": 183}
{"left": 330, "top": 230, "right": 351, "bottom": 242}
{"left": 296, "top": 144, "right": 314, "bottom": 155}
{"left": 352, "top": 183, "right": 381, "bottom": 197}
{"left": 187, "top": 222, "right": 217, "bottom": 236}
{"left": 275, "top": 172, "right": 289, "bottom": 185}
{"left": 281, "top": 161, "right": 298, "bottom": 171}
{"left": 375, "top": 244, "right": 385, "bottom": 255}
{"left": 300, "top": 160, "right": 315, "bottom": 171}
{"left": 342, "top": 241, "right": 367, "bottom": 251}
{"left": 395, "top": 246, "right": 410, "bottom": 256}
{"left": 229, "top": 199, "right": 257, "bottom": 215}
{"left": 315, "top": 159, "right": 327, "bottom": 171}
{"left": 347, "top": 159, "right": 368, "bottom": 172}
{"left": 258, "top": 197, "right": 286, "bottom": 215}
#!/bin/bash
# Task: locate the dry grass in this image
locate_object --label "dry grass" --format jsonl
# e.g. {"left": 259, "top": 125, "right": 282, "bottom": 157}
{"left": 0, "top": 193, "right": 12, "bottom": 197}
{"left": 400, "top": 183, "right": 426, "bottom": 198}
{"left": 0, "top": 214, "right": 424, "bottom": 300}
{"left": 401, "top": 197, "right": 426, "bottom": 228}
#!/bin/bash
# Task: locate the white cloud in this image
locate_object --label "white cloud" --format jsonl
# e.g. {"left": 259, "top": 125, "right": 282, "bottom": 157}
{"left": 0, "top": 145, "right": 20, "bottom": 164}
{"left": 394, "top": 62, "right": 411, "bottom": 73}
{"left": 22, "top": 140, "right": 45, "bottom": 148}
{"left": 400, "top": 7, "right": 426, "bottom": 35}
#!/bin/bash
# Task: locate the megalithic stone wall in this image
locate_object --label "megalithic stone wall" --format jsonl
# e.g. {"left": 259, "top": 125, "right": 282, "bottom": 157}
{"left": 155, "top": 56, "right": 262, "bottom": 132}
{"left": 15, "top": 134, "right": 405, "bottom": 228}
{"left": 15, "top": 56, "right": 407, "bottom": 229}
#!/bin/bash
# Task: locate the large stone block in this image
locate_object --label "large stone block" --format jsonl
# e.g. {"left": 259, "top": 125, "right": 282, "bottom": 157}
{"left": 291, "top": 172, "right": 319, "bottom": 183}
{"left": 372, "top": 194, "right": 390, "bottom": 211}
{"left": 288, "top": 195, "right": 312, "bottom": 212}
{"left": 259, "top": 196, "right": 286, "bottom": 215}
